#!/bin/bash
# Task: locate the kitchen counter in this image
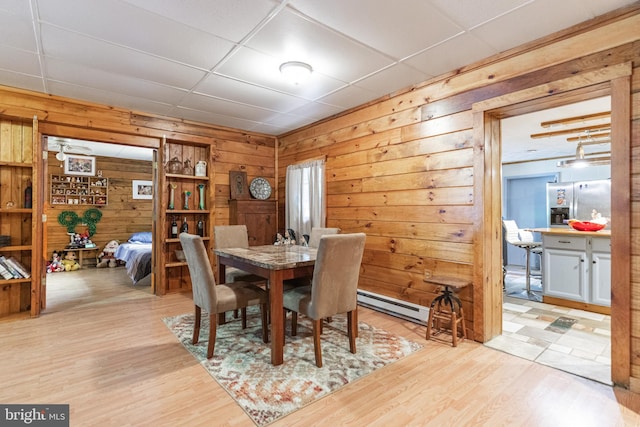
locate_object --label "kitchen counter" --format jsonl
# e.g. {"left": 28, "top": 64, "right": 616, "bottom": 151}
{"left": 527, "top": 227, "right": 611, "bottom": 237}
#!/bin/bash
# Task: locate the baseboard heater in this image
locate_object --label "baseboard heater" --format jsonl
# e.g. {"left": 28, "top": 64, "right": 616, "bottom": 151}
{"left": 357, "top": 289, "right": 430, "bottom": 325}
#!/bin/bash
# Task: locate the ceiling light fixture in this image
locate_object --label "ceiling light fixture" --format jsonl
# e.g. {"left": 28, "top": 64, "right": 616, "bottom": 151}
{"left": 556, "top": 134, "right": 611, "bottom": 168}
{"left": 55, "top": 151, "right": 66, "bottom": 161}
{"left": 279, "top": 61, "right": 312, "bottom": 85}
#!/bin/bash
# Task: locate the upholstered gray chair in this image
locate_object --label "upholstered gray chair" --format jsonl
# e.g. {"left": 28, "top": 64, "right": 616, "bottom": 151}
{"left": 285, "top": 227, "right": 341, "bottom": 290}
{"left": 180, "top": 233, "right": 268, "bottom": 359}
{"left": 307, "top": 227, "right": 341, "bottom": 248}
{"left": 283, "top": 233, "right": 366, "bottom": 367}
{"left": 214, "top": 225, "right": 264, "bottom": 283}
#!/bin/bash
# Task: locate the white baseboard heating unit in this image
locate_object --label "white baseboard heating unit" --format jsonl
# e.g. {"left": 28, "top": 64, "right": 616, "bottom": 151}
{"left": 357, "top": 289, "right": 430, "bottom": 325}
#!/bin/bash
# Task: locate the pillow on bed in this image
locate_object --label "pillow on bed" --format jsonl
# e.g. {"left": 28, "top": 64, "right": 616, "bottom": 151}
{"left": 128, "top": 232, "right": 152, "bottom": 244}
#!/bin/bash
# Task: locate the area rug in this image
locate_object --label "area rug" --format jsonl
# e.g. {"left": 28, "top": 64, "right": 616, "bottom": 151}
{"left": 163, "top": 309, "right": 423, "bottom": 426}
{"left": 545, "top": 316, "right": 578, "bottom": 333}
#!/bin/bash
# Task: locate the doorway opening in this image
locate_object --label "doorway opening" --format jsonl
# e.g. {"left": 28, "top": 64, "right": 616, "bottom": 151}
{"left": 486, "top": 97, "right": 612, "bottom": 385}
{"left": 42, "top": 136, "right": 156, "bottom": 313}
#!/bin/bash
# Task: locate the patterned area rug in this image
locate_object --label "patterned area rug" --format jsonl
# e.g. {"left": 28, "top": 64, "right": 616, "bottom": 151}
{"left": 545, "top": 316, "right": 578, "bottom": 333}
{"left": 164, "top": 309, "right": 422, "bottom": 426}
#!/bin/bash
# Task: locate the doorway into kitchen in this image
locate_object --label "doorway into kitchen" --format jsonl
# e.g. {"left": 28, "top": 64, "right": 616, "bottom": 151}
{"left": 485, "top": 96, "right": 612, "bottom": 385}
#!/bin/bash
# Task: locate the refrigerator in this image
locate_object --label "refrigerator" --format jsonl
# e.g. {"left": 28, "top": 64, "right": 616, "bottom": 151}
{"left": 546, "top": 179, "right": 611, "bottom": 227}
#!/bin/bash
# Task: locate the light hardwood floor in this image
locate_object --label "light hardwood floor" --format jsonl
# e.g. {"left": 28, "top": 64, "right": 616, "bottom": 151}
{"left": 1, "top": 267, "right": 639, "bottom": 426}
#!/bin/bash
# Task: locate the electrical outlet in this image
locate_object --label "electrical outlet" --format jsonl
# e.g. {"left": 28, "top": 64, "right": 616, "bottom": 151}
{"left": 423, "top": 270, "right": 432, "bottom": 282}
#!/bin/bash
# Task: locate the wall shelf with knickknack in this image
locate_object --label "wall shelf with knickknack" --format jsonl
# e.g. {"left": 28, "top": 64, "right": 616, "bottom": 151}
{"left": 50, "top": 175, "right": 109, "bottom": 206}
{"left": 0, "top": 117, "right": 37, "bottom": 318}
{"left": 156, "top": 138, "right": 214, "bottom": 295}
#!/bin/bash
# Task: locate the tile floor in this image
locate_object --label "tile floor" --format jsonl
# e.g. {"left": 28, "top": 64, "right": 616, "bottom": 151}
{"left": 485, "top": 267, "right": 611, "bottom": 385}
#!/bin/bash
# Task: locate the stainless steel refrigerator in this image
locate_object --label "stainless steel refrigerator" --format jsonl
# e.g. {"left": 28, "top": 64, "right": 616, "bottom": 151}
{"left": 546, "top": 179, "right": 611, "bottom": 227}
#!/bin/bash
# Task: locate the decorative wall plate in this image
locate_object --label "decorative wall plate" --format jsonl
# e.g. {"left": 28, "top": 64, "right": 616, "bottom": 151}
{"left": 249, "top": 177, "right": 272, "bottom": 200}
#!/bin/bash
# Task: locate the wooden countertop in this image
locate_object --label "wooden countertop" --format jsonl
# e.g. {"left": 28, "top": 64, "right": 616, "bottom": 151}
{"left": 527, "top": 227, "right": 611, "bottom": 237}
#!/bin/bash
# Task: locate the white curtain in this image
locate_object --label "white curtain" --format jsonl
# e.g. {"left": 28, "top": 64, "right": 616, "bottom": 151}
{"left": 285, "top": 159, "right": 325, "bottom": 242}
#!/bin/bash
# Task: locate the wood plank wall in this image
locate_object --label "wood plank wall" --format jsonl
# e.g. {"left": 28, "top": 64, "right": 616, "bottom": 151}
{"left": 45, "top": 155, "right": 153, "bottom": 261}
{"left": 278, "top": 5, "right": 640, "bottom": 386}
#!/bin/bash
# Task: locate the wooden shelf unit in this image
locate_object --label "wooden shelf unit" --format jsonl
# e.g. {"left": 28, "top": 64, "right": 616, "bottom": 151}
{"left": 156, "top": 139, "right": 214, "bottom": 295}
{"left": 50, "top": 174, "right": 109, "bottom": 206}
{"left": 0, "top": 137, "right": 36, "bottom": 318}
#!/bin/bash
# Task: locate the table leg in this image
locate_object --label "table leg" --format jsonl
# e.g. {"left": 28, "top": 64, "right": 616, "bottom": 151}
{"left": 269, "top": 270, "right": 284, "bottom": 365}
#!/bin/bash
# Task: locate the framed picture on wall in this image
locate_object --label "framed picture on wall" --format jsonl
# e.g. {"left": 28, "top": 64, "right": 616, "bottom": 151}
{"left": 132, "top": 180, "right": 153, "bottom": 200}
{"left": 229, "top": 170, "right": 249, "bottom": 199}
{"left": 64, "top": 154, "right": 96, "bottom": 176}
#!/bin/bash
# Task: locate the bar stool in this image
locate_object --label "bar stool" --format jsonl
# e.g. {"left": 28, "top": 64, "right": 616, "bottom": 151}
{"left": 426, "top": 279, "right": 469, "bottom": 347}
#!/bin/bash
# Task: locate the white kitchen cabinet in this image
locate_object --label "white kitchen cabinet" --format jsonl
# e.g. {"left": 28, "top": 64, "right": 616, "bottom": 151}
{"left": 543, "top": 246, "right": 588, "bottom": 301}
{"left": 591, "top": 237, "right": 612, "bottom": 306}
{"left": 542, "top": 233, "right": 610, "bottom": 307}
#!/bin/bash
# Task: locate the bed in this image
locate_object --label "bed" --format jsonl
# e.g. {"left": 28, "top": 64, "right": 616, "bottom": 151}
{"left": 114, "top": 232, "right": 152, "bottom": 285}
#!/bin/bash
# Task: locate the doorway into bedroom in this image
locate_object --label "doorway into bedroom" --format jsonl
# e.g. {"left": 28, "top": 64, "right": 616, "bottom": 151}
{"left": 44, "top": 136, "right": 155, "bottom": 310}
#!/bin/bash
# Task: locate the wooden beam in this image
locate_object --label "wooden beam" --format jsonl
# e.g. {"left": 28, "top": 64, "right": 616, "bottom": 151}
{"left": 540, "top": 111, "right": 610, "bottom": 128}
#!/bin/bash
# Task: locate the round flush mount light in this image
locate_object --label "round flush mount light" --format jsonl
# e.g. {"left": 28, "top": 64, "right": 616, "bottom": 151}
{"left": 279, "top": 61, "right": 312, "bottom": 85}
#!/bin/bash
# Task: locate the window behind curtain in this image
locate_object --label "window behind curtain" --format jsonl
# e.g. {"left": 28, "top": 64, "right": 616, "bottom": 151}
{"left": 285, "top": 159, "right": 325, "bottom": 242}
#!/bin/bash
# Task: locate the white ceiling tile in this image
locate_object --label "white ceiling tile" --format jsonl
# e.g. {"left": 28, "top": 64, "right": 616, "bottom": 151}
{"left": 317, "top": 85, "right": 377, "bottom": 110}
{"left": 38, "top": 0, "right": 235, "bottom": 70}
{"left": 0, "top": 69, "right": 45, "bottom": 93}
{"left": 45, "top": 58, "right": 189, "bottom": 104}
{"left": 47, "top": 80, "right": 176, "bottom": 116}
{"left": 290, "top": 0, "right": 462, "bottom": 60}
{"left": 216, "top": 47, "right": 346, "bottom": 100}
{"left": 355, "top": 63, "right": 430, "bottom": 96}
{"left": 40, "top": 25, "right": 208, "bottom": 89}
{"left": 246, "top": 8, "right": 394, "bottom": 82}
{"left": 404, "top": 33, "right": 496, "bottom": 77}
{"left": 179, "top": 93, "right": 275, "bottom": 122}
{"left": 175, "top": 106, "right": 262, "bottom": 130}
{"left": 0, "top": 0, "right": 32, "bottom": 16}
{"left": 471, "top": 0, "right": 597, "bottom": 52}
{"left": 286, "top": 101, "right": 345, "bottom": 121}
{"left": 195, "top": 74, "right": 309, "bottom": 112}
{"left": 0, "top": 45, "right": 41, "bottom": 75}
{"left": 0, "top": 8, "right": 38, "bottom": 52}
{"left": 429, "top": 0, "right": 532, "bottom": 29}
{"left": 122, "top": 0, "right": 278, "bottom": 43}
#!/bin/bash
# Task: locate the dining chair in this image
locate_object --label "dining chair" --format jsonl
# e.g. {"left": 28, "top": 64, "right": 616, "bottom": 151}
{"left": 180, "top": 232, "right": 269, "bottom": 359}
{"left": 308, "top": 227, "right": 341, "bottom": 248}
{"left": 285, "top": 227, "right": 341, "bottom": 289}
{"left": 214, "top": 225, "right": 264, "bottom": 283}
{"left": 282, "top": 233, "right": 366, "bottom": 367}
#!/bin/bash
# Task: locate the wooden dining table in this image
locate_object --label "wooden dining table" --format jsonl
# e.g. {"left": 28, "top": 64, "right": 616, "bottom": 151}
{"left": 214, "top": 244, "right": 317, "bottom": 365}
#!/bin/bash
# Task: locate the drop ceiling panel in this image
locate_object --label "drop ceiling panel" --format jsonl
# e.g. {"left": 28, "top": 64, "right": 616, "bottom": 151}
{"left": 40, "top": 25, "right": 208, "bottom": 89}
{"left": 38, "top": 0, "right": 235, "bottom": 70}
{"left": 195, "top": 73, "right": 309, "bottom": 112}
{"left": 46, "top": 58, "right": 189, "bottom": 104}
{"left": 404, "top": 32, "right": 496, "bottom": 77}
{"left": 471, "top": 0, "right": 599, "bottom": 52}
{"left": 0, "top": 8, "right": 37, "bottom": 52}
{"left": 217, "top": 46, "right": 346, "bottom": 99}
{"left": 290, "top": 0, "right": 463, "bottom": 60}
{"left": 0, "top": 45, "right": 41, "bottom": 75}
{"left": 354, "top": 63, "right": 430, "bottom": 95}
{"left": 246, "top": 8, "right": 394, "bottom": 82}
{"left": 121, "top": 0, "right": 279, "bottom": 43}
